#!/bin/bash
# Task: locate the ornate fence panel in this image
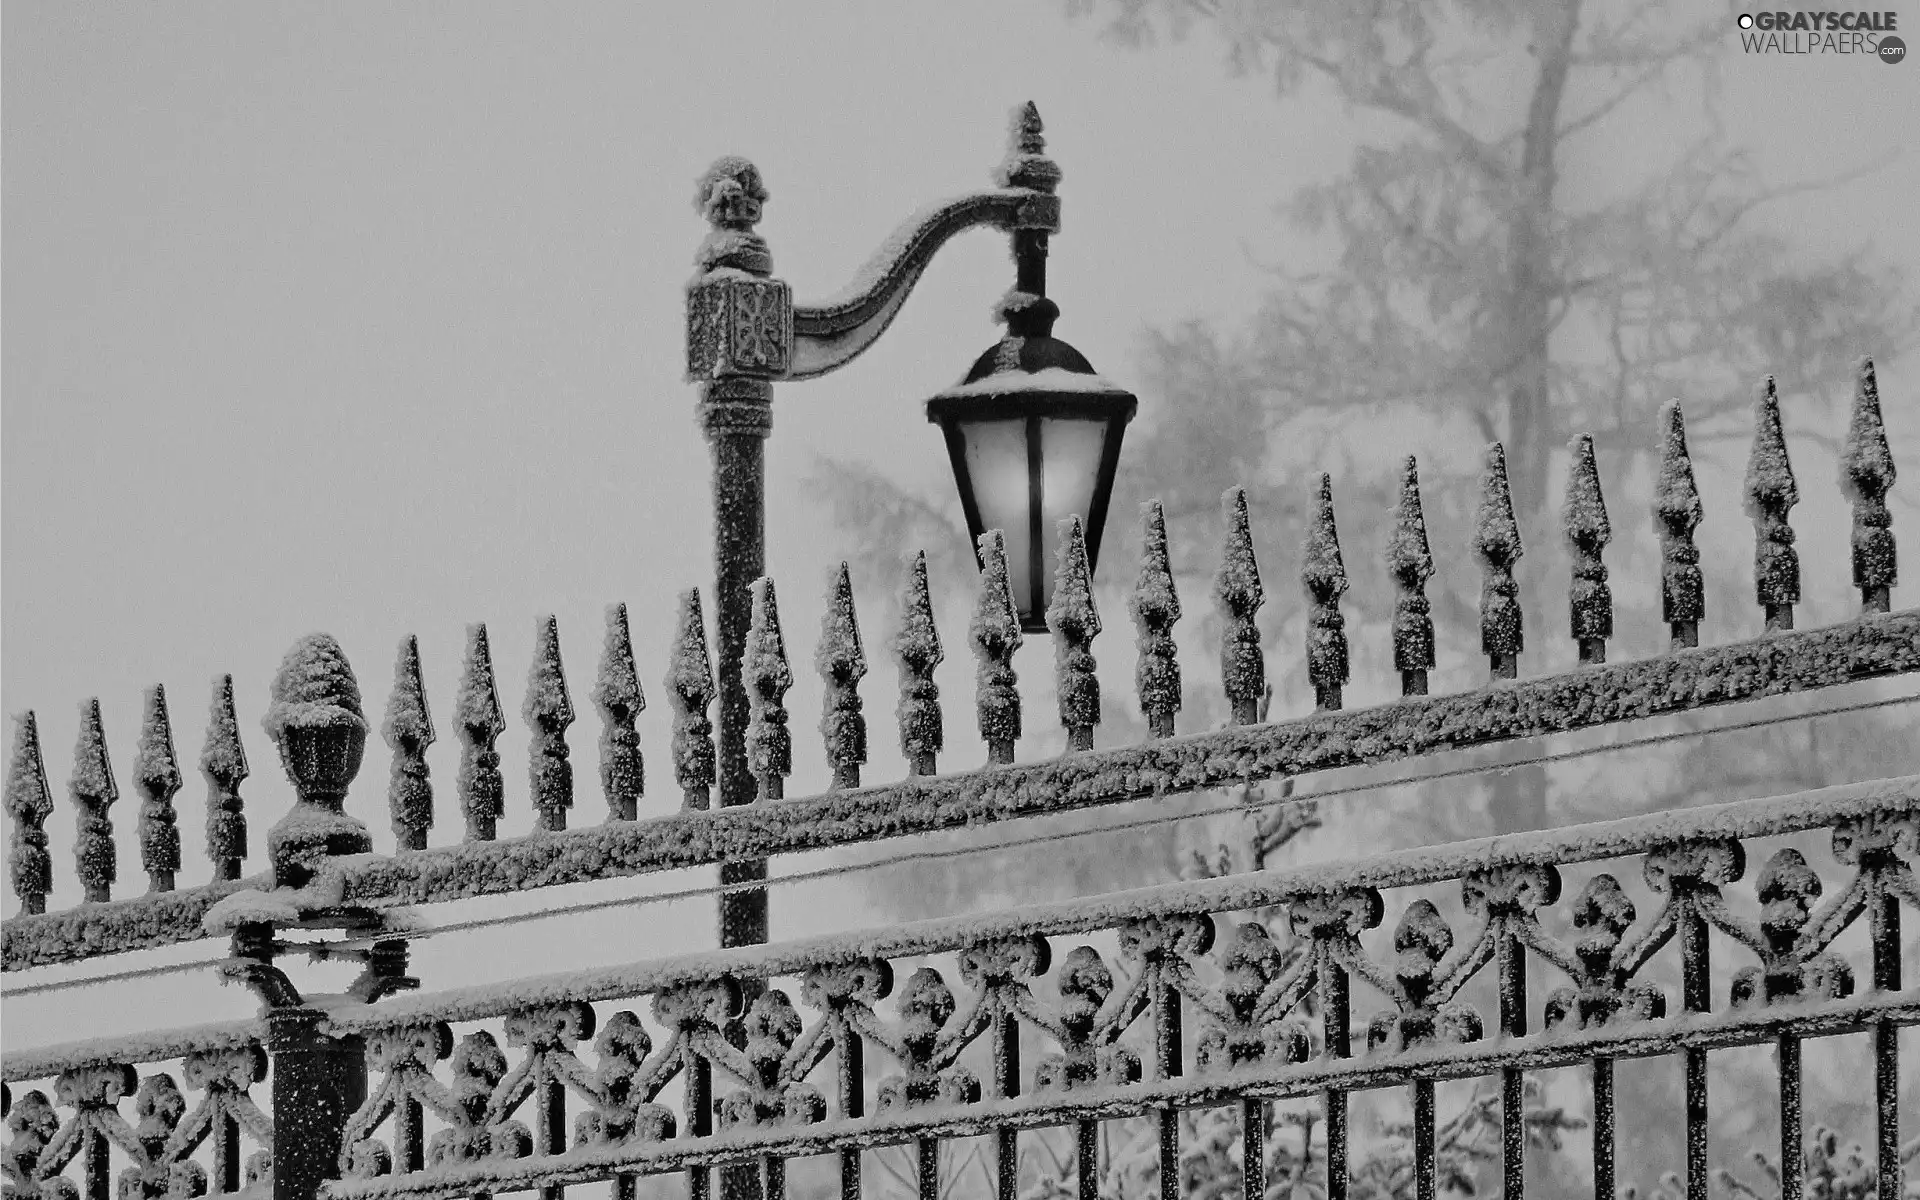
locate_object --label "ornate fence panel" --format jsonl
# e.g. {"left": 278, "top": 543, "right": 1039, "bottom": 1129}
{"left": 4, "top": 354, "right": 1915, "bottom": 1200}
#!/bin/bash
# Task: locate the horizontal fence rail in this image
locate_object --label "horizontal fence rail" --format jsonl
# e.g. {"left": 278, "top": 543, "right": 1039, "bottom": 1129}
{"left": 11, "top": 774, "right": 1905, "bottom": 1200}
{"left": 4, "top": 608, "right": 1915, "bottom": 973}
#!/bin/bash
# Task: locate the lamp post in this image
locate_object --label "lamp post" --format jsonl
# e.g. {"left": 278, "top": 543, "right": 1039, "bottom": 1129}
{"left": 684, "top": 103, "right": 1134, "bottom": 957}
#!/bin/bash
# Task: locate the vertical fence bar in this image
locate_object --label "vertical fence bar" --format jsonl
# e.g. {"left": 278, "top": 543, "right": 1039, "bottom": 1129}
{"left": 1050, "top": 514, "right": 1102, "bottom": 753}
{"left": 1389, "top": 457, "right": 1435, "bottom": 698}
{"left": 1216, "top": 487, "right": 1266, "bottom": 726}
{"left": 1132, "top": 499, "right": 1182, "bottom": 739}
{"left": 896, "top": 551, "right": 944, "bottom": 778}
{"left": 916, "top": 1136, "right": 940, "bottom": 1200}
{"left": 1303, "top": 475, "right": 1349, "bottom": 713}
{"left": 1746, "top": 376, "right": 1800, "bottom": 633}
{"left": 1154, "top": 971, "right": 1183, "bottom": 1200}
{"left": 1842, "top": 357, "right": 1897, "bottom": 615}
{"left": 536, "top": 1073, "right": 566, "bottom": 1200}
{"left": 1871, "top": 881, "right": 1902, "bottom": 1200}
{"left": 1680, "top": 899, "right": 1711, "bottom": 1200}
{"left": 1413, "top": 1079, "right": 1436, "bottom": 1200}
{"left": 1591, "top": 1057, "right": 1614, "bottom": 1200}
{"left": 1498, "top": 928, "right": 1526, "bottom": 1200}
{"left": 1323, "top": 960, "right": 1350, "bottom": 1200}
{"left": 973, "top": 530, "right": 1023, "bottom": 766}
{"left": 1654, "top": 401, "right": 1705, "bottom": 650}
{"left": 839, "top": 1020, "right": 865, "bottom": 1200}
{"left": 1076, "top": 1120, "right": 1099, "bottom": 1200}
{"left": 1777, "top": 1035, "right": 1802, "bottom": 1200}
{"left": 1475, "top": 443, "right": 1524, "bottom": 682}
{"left": 994, "top": 1008, "right": 1021, "bottom": 1200}
{"left": 1564, "top": 434, "right": 1613, "bottom": 666}
{"left": 687, "top": 1056, "right": 712, "bottom": 1200}
{"left": 1240, "top": 1097, "right": 1265, "bottom": 1200}
{"left": 819, "top": 562, "right": 868, "bottom": 791}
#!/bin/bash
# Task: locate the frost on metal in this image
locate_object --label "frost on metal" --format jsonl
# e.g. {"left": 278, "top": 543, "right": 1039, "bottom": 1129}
{"left": 262, "top": 633, "right": 369, "bottom": 743}
{"left": 1563, "top": 433, "right": 1614, "bottom": 665}
{"left": 201, "top": 675, "right": 250, "bottom": 881}
{"left": 1387, "top": 457, "right": 1436, "bottom": 697}
{"left": 455, "top": 624, "right": 507, "bottom": 843}
{"left": 524, "top": 615, "right": 577, "bottom": 833}
{"left": 744, "top": 576, "right": 794, "bottom": 800}
{"left": 134, "top": 684, "right": 185, "bottom": 894}
{"left": 1214, "top": 487, "right": 1266, "bottom": 725}
{"left": 383, "top": 635, "right": 436, "bottom": 851}
{"left": 1839, "top": 357, "right": 1897, "bottom": 613}
{"left": 7, "top": 711, "right": 55, "bottom": 915}
{"left": 1745, "top": 376, "right": 1801, "bottom": 631}
{"left": 593, "top": 602, "right": 645, "bottom": 823}
{"left": 70, "top": 697, "right": 119, "bottom": 904}
{"left": 970, "top": 531, "right": 1023, "bottom": 764}
{"left": 816, "top": 563, "right": 868, "bottom": 790}
{"left": 1129, "top": 500, "right": 1182, "bottom": 738}
{"left": 666, "top": 589, "right": 716, "bottom": 811}
{"left": 993, "top": 100, "right": 1061, "bottom": 193}
{"left": 1472, "top": 443, "right": 1524, "bottom": 679}
{"left": 311, "top": 773, "right": 1916, "bottom": 1200}
{"left": 1047, "top": 515, "right": 1102, "bottom": 751}
{"left": 1300, "top": 474, "right": 1350, "bottom": 711}
{"left": 893, "top": 551, "right": 944, "bottom": 777}
{"left": 1652, "top": 400, "right": 1706, "bottom": 649}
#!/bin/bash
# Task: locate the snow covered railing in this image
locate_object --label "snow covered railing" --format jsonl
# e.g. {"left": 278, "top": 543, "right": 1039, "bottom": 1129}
{"left": 1, "top": 1018, "right": 274, "bottom": 1200}
{"left": 294, "top": 774, "right": 1917, "bottom": 1200}
{"left": 2, "top": 364, "right": 1910, "bottom": 971}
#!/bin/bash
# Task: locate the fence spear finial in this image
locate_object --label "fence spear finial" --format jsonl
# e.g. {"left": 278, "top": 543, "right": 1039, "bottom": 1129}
{"left": 1302, "top": 474, "right": 1350, "bottom": 711}
{"left": 666, "top": 590, "right": 716, "bottom": 811}
{"left": 1653, "top": 400, "right": 1706, "bottom": 649}
{"left": 7, "top": 711, "right": 55, "bottom": 915}
{"left": 1130, "top": 500, "right": 1182, "bottom": 737}
{"left": 456, "top": 623, "right": 507, "bottom": 842}
{"left": 1841, "top": 357, "right": 1897, "bottom": 614}
{"left": 745, "top": 577, "right": 793, "bottom": 801}
{"left": 1388, "top": 457, "right": 1436, "bottom": 696}
{"left": 972, "top": 530, "right": 1024, "bottom": 765}
{"left": 1745, "top": 376, "right": 1801, "bottom": 631}
{"left": 524, "top": 615, "right": 575, "bottom": 833}
{"left": 1215, "top": 487, "right": 1267, "bottom": 724}
{"left": 818, "top": 563, "right": 868, "bottom": 790}
{"left": 1048, "top": 514, "right": 1103, "bottom": 751}
{"left": 201, "top": 675, "right": 249, "bottom": 881}
{"left": 383, "top": 636, "right": 435, "bottom": 850}
{"left": 593, "top": 602, "right": 644, "bottom": 822}
{"left": 71, "top": 697, "right": 118, "bottom": 903}
{"left": 895, "top": 551, "right": 945, "bottom": 777}
{"left": 134, "top": 684, "right": 183, "bottom": 893}
{"left": 1473, "top": 442, "right": 1525, "bottom": 680}
{"left": 1564, "top": 434, "right": 1614, "bottom": 665}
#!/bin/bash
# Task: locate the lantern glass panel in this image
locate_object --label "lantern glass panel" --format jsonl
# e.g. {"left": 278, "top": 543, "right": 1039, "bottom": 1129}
{"left": 960, "top": 416, "right": 1035, "bottom": 606}
{"left": 1038, "top": 415, "right": 1111, "bottom": 589}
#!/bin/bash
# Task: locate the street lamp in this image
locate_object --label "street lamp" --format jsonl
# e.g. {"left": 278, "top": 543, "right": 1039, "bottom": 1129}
{"left": 684, "top": 103, "right": 1133, "bottom": 950}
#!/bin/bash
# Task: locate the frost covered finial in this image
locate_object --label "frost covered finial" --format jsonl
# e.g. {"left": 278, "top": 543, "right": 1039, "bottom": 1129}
{"left": 1652, "top": 400, "right": 1706, "bottom": 649}
{"left": 817, "top": 564, "right": 868, "bottom": 790}
{"left": 744, "top": 577, "right": 793, "bottom": 801}
{"left": 70, "top": 697, "right": 119, "bottom": 903}
{"left": 262, "top": 632, "right": 373, "bottom": 886}
{"left": 1472, "top": 443, "right": 1525, "bottom": 680}
{"left": 524, "top": 615, "right": 576, "bottom": 832}
{"left": 1048, "top": 515, "right": 1102, "bottom": 751}
{"left": 1301, "top": 475, "right": 1350, "bottom": 711}
{"left": 666, "top": 590, "right": 716, "bottom": 810}
{"left": 894, "top": 551, "right": 944, "bottom": 776}
{"left": 134, "top": 683, "right": 184, "bottom": 893}
{"left": 1214, "top": 487, "right": 1266, "bottom": 724}
{"left": 995, "top": 101, "right": 1062, "bottom": 193}
{"left": 200, "top": 675, "right": 249, "bottom": 881}
{"left": 593, "top": 602, "right": 645, "bottom": 822}
{"left": 971, "top": 530, "right": 1024, "bottom": 765}
{"left": 1744, "top": 376, "right": 1801, "bottom": 631}
{"left": 1563, "top": 434, "right": 1613, "bottom": 665}
{"left": 1129, "top": 500, "right": 1182, "bottom": 737}
{"left": 693, "top": 156, "right": 772, "bottom": 277}
{"left": 1841, "top": 357, "right": 1897, "bottom": 613}
{"left": 383, "top": 635, "right": 436, "bottom": 850}
{"left": 1387, "top": 457, "right": 1436, "bottom": 697}
{"left": 455, "top": 623, "right": 507, "bottom": 842}
{"left": 7, "top": 711, "right": 55, "bottom": 915}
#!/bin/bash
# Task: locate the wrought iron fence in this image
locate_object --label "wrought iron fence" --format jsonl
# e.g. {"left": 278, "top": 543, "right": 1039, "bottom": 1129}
{"left": 3, "top": 358, "right": 1915, "bottom": 1200}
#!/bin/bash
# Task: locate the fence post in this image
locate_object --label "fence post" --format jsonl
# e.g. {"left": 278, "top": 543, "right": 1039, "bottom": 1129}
{"left": 689, "top": 154, "right": 791, "bottom": 1200}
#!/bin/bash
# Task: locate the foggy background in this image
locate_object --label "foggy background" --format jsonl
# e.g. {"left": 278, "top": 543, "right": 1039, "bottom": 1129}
{"left": 5, "top": 2, "right": 1918, "bottom": 1192}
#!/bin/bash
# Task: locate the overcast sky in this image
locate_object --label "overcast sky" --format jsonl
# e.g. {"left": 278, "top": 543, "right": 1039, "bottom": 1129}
{"left": 5, "top": 3, "right": 1917, "bottom": 1049}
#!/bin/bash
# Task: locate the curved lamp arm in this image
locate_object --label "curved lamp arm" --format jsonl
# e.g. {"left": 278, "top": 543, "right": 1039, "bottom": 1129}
{"left": 787, "top": 188, "right": 1060, "bottom": 381}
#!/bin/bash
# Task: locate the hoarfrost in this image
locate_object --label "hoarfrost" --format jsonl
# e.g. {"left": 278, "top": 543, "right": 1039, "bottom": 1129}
{"left": 261, "top": 634, "right": 367, "bottom": 742}
{"left": 1130, "top": 501, "right": 1182, "bottom": 731}
{"left": 893, "top": 552, "right": 944, "bottom": 770}
{"left": 970, "top": 531, "right": 1023, "bottom": 753}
